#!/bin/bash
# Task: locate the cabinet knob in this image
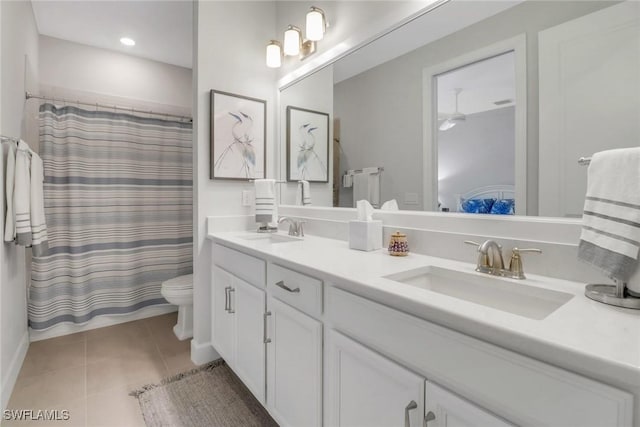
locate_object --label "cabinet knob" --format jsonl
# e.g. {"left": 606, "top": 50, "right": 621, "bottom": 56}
{"left": 405, "top": 400, "right": 418, "bottom": 427}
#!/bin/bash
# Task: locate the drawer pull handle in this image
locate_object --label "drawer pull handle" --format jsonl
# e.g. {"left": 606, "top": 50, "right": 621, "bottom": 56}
{"left": 263, "top": 311, "right": 272, "bottom": 343}
{"left": 228, "top": 288, "right": 235, "bottom": 314}
{"left": 275, "top": 280, "right": 300, "bottom": 293}
{"left": 423, "top": 411, "right": 436, "bottom": 427}
{"left": 224, "top": 286, "right": 231, "bottom": 312}
{"left": 405, "top": 400, "right": 418, "bottom": 427}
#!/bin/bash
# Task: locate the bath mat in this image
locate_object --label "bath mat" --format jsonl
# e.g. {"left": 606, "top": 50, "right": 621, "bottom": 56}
{"left": 130, "top": 360, "right": 278, "bottom": 427}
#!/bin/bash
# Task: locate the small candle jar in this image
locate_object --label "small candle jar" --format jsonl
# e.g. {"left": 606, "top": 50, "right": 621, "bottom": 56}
{"left": 388, "top": 231, "right": 409, "bottom": 256}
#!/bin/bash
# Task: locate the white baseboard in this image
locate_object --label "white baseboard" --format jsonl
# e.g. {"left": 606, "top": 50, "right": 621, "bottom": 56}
{"left": 191, "top": 339, "right": 220, "bottom": 365}
{"left": 1, "top": 330, "right": 29, "bottom": 411}
{"left": 29, "top": 305, "right": 178, "bottom": 342}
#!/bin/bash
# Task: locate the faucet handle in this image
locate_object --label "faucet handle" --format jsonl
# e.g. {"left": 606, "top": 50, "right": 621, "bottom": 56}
{"left": 297, "top": 220, "right": 306, "bottom": 237}
{"left": 508, "top": 247, "right": 542, "bottom": 279}
{"left": 464, "top": 240, "right": 481, "bottom": 248}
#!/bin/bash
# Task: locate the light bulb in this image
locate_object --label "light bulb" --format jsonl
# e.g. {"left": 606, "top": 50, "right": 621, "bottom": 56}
{"left": 266, "top": 41, "right": 282, "bottom": 68}
{"left": 120, "top": 37, "right": 135, "bottom": 46}
{"left": 283, "top": 25, "right": 301, "bottom": 56}
{"left": 306, "top": 7, "right": 325, "bottom": 41}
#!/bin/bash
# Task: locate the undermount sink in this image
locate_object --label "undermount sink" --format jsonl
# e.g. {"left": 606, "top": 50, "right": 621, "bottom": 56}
{"left": 384, "top": 266, "right": 573, "bottom": 320}
{"left": 237, "top": 233, "right": 302, "bottom": 244}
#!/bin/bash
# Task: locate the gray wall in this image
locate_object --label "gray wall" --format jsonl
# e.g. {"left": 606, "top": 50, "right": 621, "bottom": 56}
{"left": 333, "top": 1, "right": 613, "bottom": 214}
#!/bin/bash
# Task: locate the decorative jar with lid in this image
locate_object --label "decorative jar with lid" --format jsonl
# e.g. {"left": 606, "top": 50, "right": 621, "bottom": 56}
{"left": 388, "top": 231, "right": 409, "bottom": 256}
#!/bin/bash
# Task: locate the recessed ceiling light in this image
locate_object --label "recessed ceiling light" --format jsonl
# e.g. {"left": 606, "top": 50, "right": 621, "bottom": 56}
{"left": 120, "top": 37, "right": 135, "bottom": 46}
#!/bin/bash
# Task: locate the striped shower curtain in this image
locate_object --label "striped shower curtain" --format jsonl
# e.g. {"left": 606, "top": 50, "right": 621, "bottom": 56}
{"left": 29, "top": 103, "right": 193, "bottom": 330}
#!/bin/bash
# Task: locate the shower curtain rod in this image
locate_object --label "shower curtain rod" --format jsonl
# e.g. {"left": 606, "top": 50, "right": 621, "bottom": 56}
{"left": 25, "top": 91, "right": 192, "bottom": 122}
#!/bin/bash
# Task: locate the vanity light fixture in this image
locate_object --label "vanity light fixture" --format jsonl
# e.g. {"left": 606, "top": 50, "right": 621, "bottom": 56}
{"left": 266, "top": 40, "right": 282, "bottom": 68}
{"left": 306, "top": 6, "right": 326, "bottom": 41}
{"left": 283, "top": 25, "right": 302, "bottom": 56}
{"left": 120, "top": 37, "right": 135, "bottom": 46}
{"left": 266, "top": 6, "right": 327, "bottom": 68}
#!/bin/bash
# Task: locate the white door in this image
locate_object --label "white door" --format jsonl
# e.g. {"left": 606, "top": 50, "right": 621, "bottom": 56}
{"left": 233, "top": 277, "right": 267, "bottom": 404}
{"left": 325, "top": 329, "right": 424, "bottom": 427}
{"left": 211, "top": 266, "right": 234, "bottom": 362}
{"left": 267, "top": 297, "right": 322, "bottom": 427}
{"left": 424, "top": 381, "right": 514, "bottom": 427}
{"left": 539, "top": 1, "right": 640, "bottom": 217}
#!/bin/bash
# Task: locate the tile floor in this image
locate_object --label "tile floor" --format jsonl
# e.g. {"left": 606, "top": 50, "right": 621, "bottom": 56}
{"left": 5, "top": 312, "right": 197, "bottom": 427}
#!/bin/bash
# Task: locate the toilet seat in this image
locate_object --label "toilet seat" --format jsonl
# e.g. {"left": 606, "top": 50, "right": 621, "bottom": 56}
{"left": 161, "top": 274, "right": 193, "bottom": 291}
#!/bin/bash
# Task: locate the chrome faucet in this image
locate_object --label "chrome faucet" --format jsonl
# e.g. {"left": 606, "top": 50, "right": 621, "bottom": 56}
{"left": 465, "top": 240, "right": 541, "bottom": 279}
{"left": 278, "top": 217, "right": 305, "bottom": 237}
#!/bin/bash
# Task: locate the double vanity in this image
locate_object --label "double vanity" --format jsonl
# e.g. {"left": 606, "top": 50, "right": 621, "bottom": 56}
{"left": 207, "top": 227, "right": 638, "bottom": 427}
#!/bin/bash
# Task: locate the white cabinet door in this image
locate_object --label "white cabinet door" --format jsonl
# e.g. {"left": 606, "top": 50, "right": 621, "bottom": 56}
{"left": 425, "top": 381, "right": 513, "bottom": 427}
{"left": 211, "top": 266, "right": 234, "bottom": 362}
{"left": 267, "top": 297, "right": 322, "bottom": 427}
{"left": 326, "top": 329, "right": 424, "bottom": 427}
{"left": 233, "top": 277, "right": 267, "bottom": 404}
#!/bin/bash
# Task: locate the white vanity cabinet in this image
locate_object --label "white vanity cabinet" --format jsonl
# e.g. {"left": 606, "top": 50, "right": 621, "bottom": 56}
{"left": 425, "top": 382, "right": 514, "bottom": 427}
{"left": 211, "top": 245, "right": 267, "bottom": 404}
{"left": 265, "top": 263, "right": 324, "bottom": 427}
{"left": 325, "top": 329, "right": 511, "bottom": 427}
{"left": 266, "top": 296, "right": 323, "bottom": 427}
{"left": 210, "top": 239, "right": 634, "bottom": 427}
{"left": 212, "top": 243, "right": 323, "bottom": 426}
{"left": 325, "top": 329, "right": 425, "bottom": 427}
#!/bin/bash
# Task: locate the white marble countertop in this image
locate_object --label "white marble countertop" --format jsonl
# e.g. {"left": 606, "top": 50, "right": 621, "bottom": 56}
{"left": 208, "top": 231, "right": 640, "bottom": 390}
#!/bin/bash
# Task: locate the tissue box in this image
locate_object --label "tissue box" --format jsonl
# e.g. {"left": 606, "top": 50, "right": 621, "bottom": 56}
{"left": 349, "top": 220, "right": 383, "bottom": 251}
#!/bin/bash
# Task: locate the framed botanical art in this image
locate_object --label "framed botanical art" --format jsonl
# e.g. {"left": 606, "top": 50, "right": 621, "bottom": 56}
{"left": 210, "top": 89, "right": 266, "bottom": 180}
{"left": 286, "top": 106, "right": 330, "bottom": 182}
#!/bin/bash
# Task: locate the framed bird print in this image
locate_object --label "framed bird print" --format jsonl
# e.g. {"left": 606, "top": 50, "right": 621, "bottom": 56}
{"left": 286, "top": 106, "right": 330, "bottom": 182}
{"left": 210, "top": 89, "right": 266, "bottom": 180}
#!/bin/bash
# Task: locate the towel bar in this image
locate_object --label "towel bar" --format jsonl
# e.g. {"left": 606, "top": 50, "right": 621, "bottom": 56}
{"left": 585, "top": 280, "right": 640, "bottom": 309}
{"left": 578, "top": 157, "right": 591, "bottom": 166}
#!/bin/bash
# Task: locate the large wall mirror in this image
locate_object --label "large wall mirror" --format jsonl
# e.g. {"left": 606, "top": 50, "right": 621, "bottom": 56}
{"left": 278, "top": 0, "right": 640, "bottom": 218}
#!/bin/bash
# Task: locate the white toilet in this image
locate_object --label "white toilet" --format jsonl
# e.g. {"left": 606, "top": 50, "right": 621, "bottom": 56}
{"left": 160, "top": 274, "right": 193, "bottom": 340}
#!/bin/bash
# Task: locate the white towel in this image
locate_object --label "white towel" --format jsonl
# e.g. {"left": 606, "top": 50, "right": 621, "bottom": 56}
{"left": 353, "top": 169, "right": 381, "bottom": 208}
{"left": 254, "top": 179, "right": 276, "bottom": 224}
{"left": 30, "top": 151, "right": 48, "bottom": 256}
{"left": 296, "top": 180, "right": 311, "bottom": 206}
{"left": 380, "top": 199, "right": 399, "bottom": 211}
{"left": 577, "top": 148, "right": 640, "bottom": 295}
{"left": 14, "top": 141, "right": 32, "bottom": 246}
{"left": 4, "top": 142, "right": 16, "bottom": 242}
{"left": 343, "top": 173, "right": 353, "bottom": 188}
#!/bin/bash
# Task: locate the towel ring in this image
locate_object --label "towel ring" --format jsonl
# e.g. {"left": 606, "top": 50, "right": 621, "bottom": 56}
{"left": 585, "top": 280, "right": 640, "bottom": 309}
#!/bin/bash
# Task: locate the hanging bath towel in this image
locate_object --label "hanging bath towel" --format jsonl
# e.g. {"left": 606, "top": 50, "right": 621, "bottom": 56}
{"left": 14, "top": 141, "right": 32, "bottom": 246}
{"left": 4, "top": 142, "right": 16, "bottom": 242}
{"left": 578, "top": 147, "right": 640, "bottom": 292}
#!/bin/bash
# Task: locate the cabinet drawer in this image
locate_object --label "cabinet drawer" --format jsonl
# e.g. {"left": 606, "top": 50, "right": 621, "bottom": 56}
{"left": 268, "top": 264, "right": 323, "bottom": 317}
{"left": 327, "top": 286, "right": 633, "bottom": 427}
{"left": 213, "top": 244, "right": 266, "bottom": 288}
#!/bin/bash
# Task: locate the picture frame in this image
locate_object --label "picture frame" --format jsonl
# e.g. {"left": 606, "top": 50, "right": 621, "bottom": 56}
{"left": 210, "top": 89, "right": 266, "bottom": 180}
{"left": 286, "top": 106, "right": 330, "bottom": 183}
